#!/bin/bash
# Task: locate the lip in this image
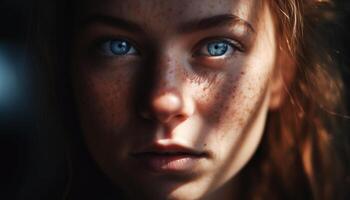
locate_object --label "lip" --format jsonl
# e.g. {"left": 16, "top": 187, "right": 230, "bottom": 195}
{"left": 131, "top": 143, "right": 208, "bottom": 173}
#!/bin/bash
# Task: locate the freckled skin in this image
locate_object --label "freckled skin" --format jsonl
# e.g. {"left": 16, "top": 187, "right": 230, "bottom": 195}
{"left": 71, "top": 0, "right": 280, "bottom": 200}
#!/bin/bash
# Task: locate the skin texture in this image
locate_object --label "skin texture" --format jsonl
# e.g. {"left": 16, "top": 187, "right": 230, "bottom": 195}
{"left": 71, "top": 0, "right": 286, "bottom": 199}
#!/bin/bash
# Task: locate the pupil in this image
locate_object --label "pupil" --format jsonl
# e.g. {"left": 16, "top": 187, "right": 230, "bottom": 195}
{"left": 111, "top": 40, "right": 130, "bottom": 55}
{"left": 208, "top": 42, "right": 228, "bottom": 56}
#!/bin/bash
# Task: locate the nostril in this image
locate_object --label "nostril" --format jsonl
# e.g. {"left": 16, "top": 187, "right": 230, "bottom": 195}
{"left": 174, "top": 114, "right": 187, "bottom": 122}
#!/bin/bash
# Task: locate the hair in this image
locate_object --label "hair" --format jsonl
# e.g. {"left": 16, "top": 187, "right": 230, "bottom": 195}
{"left": 237, "top": 0, "right": 350, "bottom": 199}
{"left": 27, "top": 0, "right": 349, "bottom": 199}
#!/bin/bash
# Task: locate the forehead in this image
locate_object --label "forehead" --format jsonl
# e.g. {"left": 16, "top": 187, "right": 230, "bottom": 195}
{"left": 77, "top": 0, "right": 262, "bottom": 29}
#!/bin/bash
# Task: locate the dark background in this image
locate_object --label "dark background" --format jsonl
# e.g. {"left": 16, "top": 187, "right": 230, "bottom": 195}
{"left": 0, "top": 1, "right": 349, "bottom": 199}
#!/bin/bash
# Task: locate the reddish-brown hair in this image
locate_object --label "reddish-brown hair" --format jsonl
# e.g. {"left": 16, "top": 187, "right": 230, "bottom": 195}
{"left": 236, "top": 1, "right": 349, "bottom": 199}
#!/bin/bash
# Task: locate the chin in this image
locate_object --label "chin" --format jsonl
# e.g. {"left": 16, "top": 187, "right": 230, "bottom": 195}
{"left": 149, "top": 188, "right": 204, "bottom": 200}
{"left": 121, "top": 178, "right": 207, "bottom": 200}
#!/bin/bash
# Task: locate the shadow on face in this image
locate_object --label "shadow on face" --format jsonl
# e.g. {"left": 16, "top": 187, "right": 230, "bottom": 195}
{"left": 70, "top": 0, "right": 286, "bottom": 199}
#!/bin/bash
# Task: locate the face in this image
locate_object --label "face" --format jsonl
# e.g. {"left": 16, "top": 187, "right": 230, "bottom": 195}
{"left": 71, "top": 0, "right": 281, "bottom": 199}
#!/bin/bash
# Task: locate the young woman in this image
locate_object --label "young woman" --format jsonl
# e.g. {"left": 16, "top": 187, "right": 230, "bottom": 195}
{"left": 27, "top": 0, "right": 349, "bottom": 199}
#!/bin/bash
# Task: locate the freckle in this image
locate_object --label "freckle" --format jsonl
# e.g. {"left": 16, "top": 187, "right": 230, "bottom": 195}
{"left": 238, "top": 117, "right": 245, "bottom": 128}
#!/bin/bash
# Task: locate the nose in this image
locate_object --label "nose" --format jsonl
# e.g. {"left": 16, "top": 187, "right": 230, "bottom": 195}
{"left": 148, "top": 90, "right": 192, "bottom": 124}
{"left": 139, "top": 56, "right": 194, "bottom": 128}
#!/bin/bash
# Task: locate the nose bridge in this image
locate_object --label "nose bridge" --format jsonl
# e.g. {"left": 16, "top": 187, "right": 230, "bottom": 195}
{"left": 152, "top": 51, "right": 182, "bottom": 91}
{"left": 150, "top": 50, "right": 184, "bottom": 110}
{"left": 139, "top": 49, "right": 193, "bottom": 128}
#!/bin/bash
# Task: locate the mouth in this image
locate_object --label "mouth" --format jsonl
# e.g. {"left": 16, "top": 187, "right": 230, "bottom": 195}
{"left": 131, "top": 144, "right": 208, "bottom": 173}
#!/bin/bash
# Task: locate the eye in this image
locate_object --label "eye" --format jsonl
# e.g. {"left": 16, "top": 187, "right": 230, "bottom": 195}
{"left": 100, "top": 39, "right": 137, "bottom": 56}
{"left": 208, "top": 41, "right": 230, "bottom": 56}
{"left": 196, "top": 39, "right": 242, "bottom": 57}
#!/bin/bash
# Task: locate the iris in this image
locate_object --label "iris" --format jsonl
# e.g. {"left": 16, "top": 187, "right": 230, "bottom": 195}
{"left": 207, "top": 41, "right": 230, "bottom": 56}
{"left": 101, "top": 39, "right": 137, "bottom": 56}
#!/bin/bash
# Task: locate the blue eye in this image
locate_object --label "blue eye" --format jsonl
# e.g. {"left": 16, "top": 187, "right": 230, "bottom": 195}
{"left": 101, "top": 39, "right": 137, "bottom": 56}
{"left": 196, "top": 39, "right": 241, "bottom": 57}
{"left": 207, "top": 41, "right": 230, "bottom": 56}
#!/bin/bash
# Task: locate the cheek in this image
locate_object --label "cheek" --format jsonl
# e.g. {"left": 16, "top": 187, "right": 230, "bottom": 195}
{"left": 193, "top": 68, "right": 269, "bottom": 134}
{"left": 72, "top": 67, "right": 135, "bottom": 133}
{"left": 192, "top": 64, "right": 271, "bottom": 171}
{"left": 71, "top": 65, "right": 143, "bottom": 169}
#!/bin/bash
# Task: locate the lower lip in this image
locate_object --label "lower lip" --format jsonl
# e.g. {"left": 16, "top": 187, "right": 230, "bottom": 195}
{"left": 133, "top": 154, "right": 203, "bottom": 173}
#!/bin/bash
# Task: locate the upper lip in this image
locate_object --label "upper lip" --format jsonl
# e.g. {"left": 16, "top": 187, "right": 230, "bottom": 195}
{"left": 131, "top": 143, "right": 207, "bottom": 157}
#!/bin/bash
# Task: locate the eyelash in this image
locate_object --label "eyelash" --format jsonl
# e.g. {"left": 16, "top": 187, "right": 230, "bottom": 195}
{"left": 95, "top": 37, "right": 244, "bottom": 58}
{"left": 194, "top": 38, "right": 244, "bottom": 57}
{"left": 92, "top": 37, "right": 140, "bottom": 57}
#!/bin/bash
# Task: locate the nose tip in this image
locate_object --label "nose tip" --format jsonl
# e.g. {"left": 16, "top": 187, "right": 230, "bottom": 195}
{"left": 140, "top": 91, "right": 193, "bottom": 126}
{"left": 153, "top": 93, "right": 182, "bottom": 121}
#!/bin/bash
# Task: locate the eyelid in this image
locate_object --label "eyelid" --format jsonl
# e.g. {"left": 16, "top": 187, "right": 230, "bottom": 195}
{"left": 90, "top": 36, "right": 141, "bottom": 56}
{"left": 193, "top": 37, "right": 245, "bottom": 57}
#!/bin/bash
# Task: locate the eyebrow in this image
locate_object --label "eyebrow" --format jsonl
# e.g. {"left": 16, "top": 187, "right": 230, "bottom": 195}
{"left": 78, "top": 14, "right": 145, "bottom": 33}
{"left": 180, "top": 14, "right": 255, "bottom": 34}
{"left": 78, "top": 14, "right": 255, "bottom": 34}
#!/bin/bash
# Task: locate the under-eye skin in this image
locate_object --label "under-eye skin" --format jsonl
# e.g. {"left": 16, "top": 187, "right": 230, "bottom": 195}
{"left": 100, "top": 39, "right": 138, "bottom": 56}
{"left": 195, "top": 38, "right": 244, "bottom": 58}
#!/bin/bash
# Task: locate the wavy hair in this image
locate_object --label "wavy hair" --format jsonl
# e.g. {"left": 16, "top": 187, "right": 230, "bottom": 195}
{"left": 236, "top": 0, "right": 349, "bottom": 199}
